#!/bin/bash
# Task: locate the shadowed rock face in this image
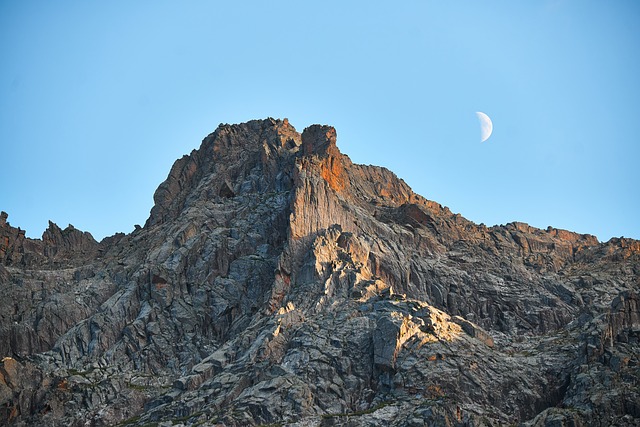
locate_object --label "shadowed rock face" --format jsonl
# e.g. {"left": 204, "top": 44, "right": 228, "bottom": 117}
{"left": 1, "top": 118, "right": 639, "bottom": 426}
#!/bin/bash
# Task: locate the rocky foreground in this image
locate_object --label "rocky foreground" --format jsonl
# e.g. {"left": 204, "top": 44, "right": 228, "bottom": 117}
{"left": 1, "top": 118, "right": 639, "bottom": 426}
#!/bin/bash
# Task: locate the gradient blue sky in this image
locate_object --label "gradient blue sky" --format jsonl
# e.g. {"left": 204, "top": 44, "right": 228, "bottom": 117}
{"left": 1, "top": 1, "right": 639, "bottom": 242}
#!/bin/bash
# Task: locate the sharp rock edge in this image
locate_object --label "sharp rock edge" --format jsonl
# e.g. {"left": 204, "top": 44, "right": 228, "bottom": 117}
{"left": 1, "top": 118, "right": 639, "bottom": 426}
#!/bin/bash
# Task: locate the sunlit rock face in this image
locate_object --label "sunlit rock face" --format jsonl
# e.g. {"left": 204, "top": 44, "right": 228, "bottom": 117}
{"left": 1, "top": 118, "right": 639, "bottom": 426}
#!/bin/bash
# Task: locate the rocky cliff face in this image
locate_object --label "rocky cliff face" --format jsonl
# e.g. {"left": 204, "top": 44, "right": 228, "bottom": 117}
{"left": 1, "top": 118, "right": 638, "bottom": 427}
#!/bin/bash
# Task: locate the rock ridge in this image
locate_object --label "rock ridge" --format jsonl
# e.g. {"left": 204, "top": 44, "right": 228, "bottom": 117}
{"left": 0, "top": 118, "right": 638, "bottom": 427}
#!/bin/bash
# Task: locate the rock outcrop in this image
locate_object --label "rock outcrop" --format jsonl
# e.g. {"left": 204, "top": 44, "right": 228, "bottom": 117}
{"left": 1, "top": 118, "right": 638, "bottom": 426}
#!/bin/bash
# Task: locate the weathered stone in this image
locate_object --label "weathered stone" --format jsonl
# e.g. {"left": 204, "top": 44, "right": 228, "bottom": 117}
{"left": 452, "top": 315, "right": 495, "bottom": 347}
{"left": 0, "top": 118, "right": 638, "bottom": 426}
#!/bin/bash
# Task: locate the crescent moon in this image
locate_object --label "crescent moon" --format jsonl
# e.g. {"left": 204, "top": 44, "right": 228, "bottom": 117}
{"left": 476, "top": 111, "right": 493, "bottom": 142}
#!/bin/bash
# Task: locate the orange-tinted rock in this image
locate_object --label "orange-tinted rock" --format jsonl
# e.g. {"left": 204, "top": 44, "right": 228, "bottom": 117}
{"left": 1, "top": 118, "right": 638, "bottom": 427}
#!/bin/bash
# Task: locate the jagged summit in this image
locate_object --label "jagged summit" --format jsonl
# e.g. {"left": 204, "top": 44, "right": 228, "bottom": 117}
{"left": 1, "top": 118, "right": 639, "bottom": 426}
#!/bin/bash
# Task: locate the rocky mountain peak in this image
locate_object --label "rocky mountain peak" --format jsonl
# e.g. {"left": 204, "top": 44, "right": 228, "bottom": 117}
{"left": 301, "top": 124, "right": 339, "bottom": 157}
{"left": 1, "top": 118, "right": 638, "bottom": 426}
{"left": 300, "top": 124, "right": 348, "bottom": 195}
{"left": 0, "top": 212, "right": 97, "bottom": 267}
{"left": 41, "top": 220, "right": 97, "bottom": 259}
{"left": 146, "top": 118, "right": 301, "bottom": 227}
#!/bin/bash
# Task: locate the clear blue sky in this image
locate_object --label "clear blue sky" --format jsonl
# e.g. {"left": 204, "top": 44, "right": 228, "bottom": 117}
{"left": 1, "top": 1, "right": 639, "bottom": 242}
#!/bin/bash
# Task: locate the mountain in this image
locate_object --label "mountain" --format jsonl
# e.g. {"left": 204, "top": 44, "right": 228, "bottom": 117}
{"left": 1, "top": 118, "right": 638, "bottom": 426}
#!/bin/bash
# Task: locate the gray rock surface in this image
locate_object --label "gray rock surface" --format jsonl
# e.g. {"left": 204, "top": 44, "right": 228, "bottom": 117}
{"left": 1, "top": 118, "right": 638, "bottom": 426}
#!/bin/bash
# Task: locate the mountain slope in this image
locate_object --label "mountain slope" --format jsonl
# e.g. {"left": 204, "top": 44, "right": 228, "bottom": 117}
{"left": 1, "top": 118, "right": 638, "bottom": 426}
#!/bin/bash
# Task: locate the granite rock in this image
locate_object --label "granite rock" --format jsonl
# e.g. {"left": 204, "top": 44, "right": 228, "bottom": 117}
{"left": 1, "top": 118, "right": 638, "bottom": 426}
